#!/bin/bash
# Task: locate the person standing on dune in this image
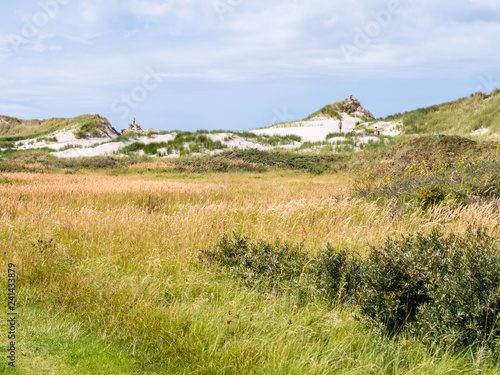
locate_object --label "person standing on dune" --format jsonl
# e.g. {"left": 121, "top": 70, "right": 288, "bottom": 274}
{"left": 338, "top": 120, "right": 343, "bottom": 133}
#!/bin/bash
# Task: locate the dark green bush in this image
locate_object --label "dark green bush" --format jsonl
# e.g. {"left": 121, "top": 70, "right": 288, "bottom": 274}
{"left": 200, "top": 229, "right": 500, "bottom": 352}
{"left": 358, "top": 232, "right": 434, "bottom": 335}
{"left": 311, "top": 245, "right": 362, "bottom": 304}
{"left": 414, "top": 230, "right": 500, "bottom": 350}
{"left": 197, "top": 233, "right": 309, "bottom": 291}
{"left": 358, "top": 228, "right": 500, "bottom": 350}
{"left": 0, "top": 141, "right": 15, "bottom": 149}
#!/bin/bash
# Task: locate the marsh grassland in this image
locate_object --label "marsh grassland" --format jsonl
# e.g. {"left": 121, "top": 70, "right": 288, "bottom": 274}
{"left": 2, "top": 171, "right": 500, "bottom": 374}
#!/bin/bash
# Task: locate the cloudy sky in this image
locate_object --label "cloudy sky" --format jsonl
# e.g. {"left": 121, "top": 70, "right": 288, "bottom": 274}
{"left": 1, "top": 0, "right": 499, "bottom": 131}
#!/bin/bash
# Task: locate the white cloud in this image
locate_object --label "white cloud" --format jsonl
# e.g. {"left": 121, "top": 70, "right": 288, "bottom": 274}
{"left": 128, "top": 0, "right": 173, "bottom": 18}
{"left": 80, "top": 1, "right": 99, "bottom": 24}
{"left": 471, "top": 0, "right": 500, "bottom": 9}
{"left": 1, "top": 0, "right": 500, "bottom": 126}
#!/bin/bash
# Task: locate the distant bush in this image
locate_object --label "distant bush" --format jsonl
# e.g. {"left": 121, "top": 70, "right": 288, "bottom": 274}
{"left": 0, "top": 141, "right": 15, "bottom": 149}
{"left": 211, "top": 149, "right": 345, "bottom": 174}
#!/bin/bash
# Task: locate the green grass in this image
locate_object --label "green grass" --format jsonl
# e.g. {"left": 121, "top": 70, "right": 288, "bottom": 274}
{"left": 303, "top": 104, "right": 342, "bottom": 121}
{"left": 385, "top": 89, "right": 500, "bottom": 136}
{"left": 0, "top": 114, "right": 113, "bottom": 141}
{"left": 4, "top": 171, "right": 500, "bottom": 373}
{"left": 73, "top": 115, "right": 113, "bottom": 139}
{"left": 36, "top": 137, "right": 57, "bottom": 143}
{"left": 111, "top": 132, "right": 140, "bottom": 143}
{"left": 236, "top": 132, "right": 301, "bottom": 146}
{"left": 0, "top": 304, "right": 138, "bottom": 374}
{"left": 118, "top": 133, "right": 227, "bottom": 156}
{"left": 0, "top": 140, "right": 15, "bottom": 149}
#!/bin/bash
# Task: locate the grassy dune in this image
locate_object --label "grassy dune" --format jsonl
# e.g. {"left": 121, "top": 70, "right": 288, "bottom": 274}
{"left": 2, "top": 171, "right": 500, "bottom": 373}
{"left": 386, "top": 89, "right": 500, "bottom": 136}
{"left": 0, "top": 115, "right": 112, "bottom": 141}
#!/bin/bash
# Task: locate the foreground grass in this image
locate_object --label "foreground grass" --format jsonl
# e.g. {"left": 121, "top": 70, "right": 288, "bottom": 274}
{"left": 2, "top": 171, "right": 500, "bottom": 373}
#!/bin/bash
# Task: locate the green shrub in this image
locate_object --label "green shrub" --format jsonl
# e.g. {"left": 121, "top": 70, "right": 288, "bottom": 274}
{"left": 358, "top": 228, "right": 500, "bottom": 350}
{"left": 358, "top": 232, "right": 434, "bottom": 336}
{"left": 414, "top": 230, "right": 500, "bottom": 350}
{"left": 200, "top": 229, "right": 500, "bottom": 352}
{"left": 0, "top": 141, "right": 15, "bottom": 149}
{"left": 198, "top": 233, "right": 309, "bottom": 291}
{"left": 311, "top": 245, "right": 362, "bottom": 305}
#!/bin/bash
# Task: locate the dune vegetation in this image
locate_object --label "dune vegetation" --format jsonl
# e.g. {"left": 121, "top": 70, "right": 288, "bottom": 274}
{"left": 386, "top": 89, "right": 500, "bottom": 136}
{"left": 2, "top": 163, "right": 500, "bottom": 373}
{"left": 2, "top": 91, "right": 500, "bottom": 373}
{"left": 0, "top": 114, "right": 113, "bottom": 141}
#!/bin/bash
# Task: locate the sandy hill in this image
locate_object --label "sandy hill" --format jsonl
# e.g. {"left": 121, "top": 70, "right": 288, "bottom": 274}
{"left": 0, "top": 99, "right": 400, "bottom": 158}
{"left": 303, "top": 98, "right": 374, "bottom": 122}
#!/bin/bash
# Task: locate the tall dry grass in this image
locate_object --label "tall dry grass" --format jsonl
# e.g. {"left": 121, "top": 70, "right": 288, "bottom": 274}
{"left": 2, "top": 171, "right": 500, "bottom": 373}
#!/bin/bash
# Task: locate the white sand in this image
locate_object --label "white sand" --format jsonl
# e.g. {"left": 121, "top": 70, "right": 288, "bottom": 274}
{"left": 251, "top": 114, "right": 362, "bottom": 142}
{"left": 50, "top": 133, "right": 177, "bottom": 158}
{"left": 16, "top": 127, "right": 118, "bottom": 152}
{"left": 471, "top": 127, "right": 489, "bottom": 136}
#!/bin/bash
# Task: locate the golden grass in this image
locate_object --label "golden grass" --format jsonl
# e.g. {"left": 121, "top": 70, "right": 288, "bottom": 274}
{"left": 3, "top": 172, "right": 500, "bottom": 270}
{"left": 3, "top": 171, "right": 500, "bottom": 373}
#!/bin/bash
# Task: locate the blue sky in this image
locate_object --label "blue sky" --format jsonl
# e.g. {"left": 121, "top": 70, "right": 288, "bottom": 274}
{"left": 1, "top": 0, "right": 500, "bottom": 132}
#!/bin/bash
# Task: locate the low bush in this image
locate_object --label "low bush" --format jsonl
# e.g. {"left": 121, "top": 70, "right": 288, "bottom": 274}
{"left": 197, "top": 233, "right": 309, "bottom": 291}
{"left": 358, "top": 228, "right": 500, "bottom": 351}
{"left": 201, "top": 228, "right": 500, "bottom": 352}
{"left": 0, "top": 141, "right": 15, "bottom": 148}
{"left": 310, "top": 245, "right": 362, "bottom": 304}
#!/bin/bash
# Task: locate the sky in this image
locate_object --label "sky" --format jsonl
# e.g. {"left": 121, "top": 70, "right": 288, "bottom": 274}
{"left": 1, "top": 0, "right": 500, "bottom": 132}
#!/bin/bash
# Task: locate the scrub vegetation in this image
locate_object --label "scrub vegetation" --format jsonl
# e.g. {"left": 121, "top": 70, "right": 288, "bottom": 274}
{"left": 2, "top": 90, "right": 500, "bottom": 373}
